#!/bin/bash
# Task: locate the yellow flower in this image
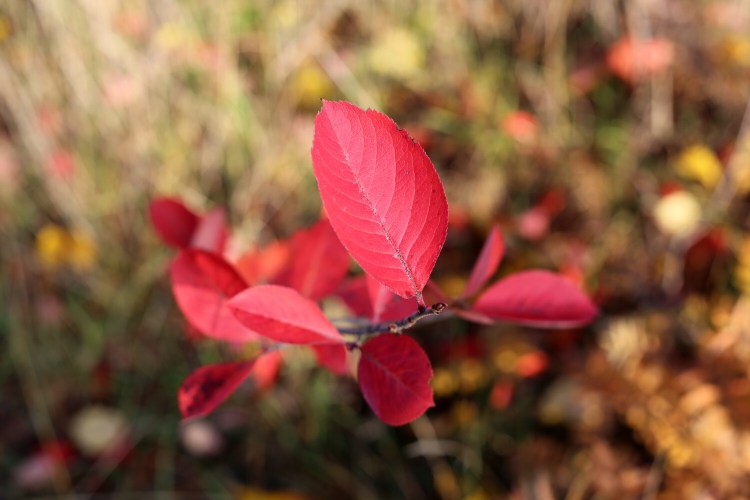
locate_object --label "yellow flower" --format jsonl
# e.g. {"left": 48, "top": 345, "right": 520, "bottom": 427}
{"left": 736, "top": 237, "right": 750, "bottom": 295}
{"left": 289, "top": 63, "right": 334, "bottom": 109}
{"left": 36, "top": 224, "right": 69, "bottom": 269}
{"left": 675, "top": 145, "right": 723, "bottom": 189}
{"left": 0, "top": 15, "right": 11, "bottom": 41}
{"left": 367, "top": 28, "right": 425, "bottom": 80}
{"left": 720, "top": 35, "right": 750, "bottom": 67}
{"left": 68, "top": 229, "right": 97, "bottom": 271}
{"left": 35, "top": 224, "right": 97, "bottom": 271}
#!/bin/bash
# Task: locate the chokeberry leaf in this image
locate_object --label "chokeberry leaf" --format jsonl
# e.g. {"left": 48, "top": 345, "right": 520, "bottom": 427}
{"left": 190, "top": 207, "right": 228, "bottom": 253}
{"left": 462, "top": 225, "right": 504, "bottom": 298}
{"left": 311, "top": 100, "right": 448, "bottom": 302}
{"left": 473, "top": 270, "right": 598, "bottom": 328}
{"left": 229, "top": 285, "right": 345, "bottom": 345}
{"left": 149, "top": 197, "right": 199, "bottom": 249}
{"left": 275, "top": 219, "right": 349, "bottom": 301}
{"left": 358, "top": 334, "right": 434, "bottom": 426}
{"left": 178, "top": 361, "right": 256, "bottom": 420}
{"left": 170, "top": 250, "right": 257, "bottom": 342}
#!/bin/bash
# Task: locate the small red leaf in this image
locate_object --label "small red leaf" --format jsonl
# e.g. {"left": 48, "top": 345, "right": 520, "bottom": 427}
{"left": 366, "top": 274, "right": 415, "bottom": 323}
{"left": 229, "top": 285, "right": 344, "bottom": 345}
{"left": 235, "top": 240, "right": 291, "bottom": 286}
{"left": 515, "top": 351, "right": 549, "bottom": 378}
{"left": 453, "top": 308, "right": 495, "bottom": 325}
{"left": 463, "top": 225, "right": 504, "bottom": 298}
{"left": 150, "top": 197, "right": 199, "bottom": 248}
{"left": 311, "top": 344, "right": 349, "bottom": 375}
{"left": 501, "top": 111, "right": 538, "bottom": 143}
{"left": 358, "top": 335, "right": 434, "bottom": 426}
{"left": 178, "top": 360, "right": 256, "bottom": 419}
{"left": 336, "top": 277, "right": 373, "bottom": 318}
{"left": 311, "top": 100, "right": 448, "bottom": 301}
{"left": 275, "top": 219, "right": 349, "bottom": 300}
{"left": 170, "top": 250, "right": 258, "bottom": 342}
{"left": 490, "top": 380, "right": 514, "bottom": 410}
{"left": 607, "top": 36, "right": 674, "bottom": 83}
{"left": 251, "top": 350, "right": 283, "bottom": 392}
{"left": 473, "top": 270, "right": 598, "bottom": 328}
{"left": 191, "top": 207, "right": 229, "bottom": 253}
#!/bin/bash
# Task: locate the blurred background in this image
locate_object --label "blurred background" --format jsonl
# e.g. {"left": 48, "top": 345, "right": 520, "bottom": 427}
{"left": 2, "top": 0, "right": 750, "bottom": 497}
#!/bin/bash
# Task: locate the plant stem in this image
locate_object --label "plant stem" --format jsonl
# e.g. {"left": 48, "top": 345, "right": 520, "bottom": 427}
{"left": 338, "top": 302, "right": 447, "bottom": 336}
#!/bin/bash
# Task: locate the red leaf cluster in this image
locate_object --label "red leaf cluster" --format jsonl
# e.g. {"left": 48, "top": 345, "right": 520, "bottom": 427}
{"left": 154, "top": 101, "right": 599, "bottom": 426}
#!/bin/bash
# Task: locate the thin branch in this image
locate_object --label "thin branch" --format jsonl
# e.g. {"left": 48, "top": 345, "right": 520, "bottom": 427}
{"left": 338, "top": 302, "right": 447, "bottom": 336}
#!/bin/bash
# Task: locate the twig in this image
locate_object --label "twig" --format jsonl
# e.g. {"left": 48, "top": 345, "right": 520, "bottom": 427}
{"left": 337, "top": 302, "right": 447, "bottom": 336}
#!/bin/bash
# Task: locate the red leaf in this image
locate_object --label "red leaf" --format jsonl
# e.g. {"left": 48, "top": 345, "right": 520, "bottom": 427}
{"left": 275, "top": 219, "right": 349, "bottom": 300}
{"left": 170, "top": 250, "right": 258, "bottom": 342}
{"left": 516, "top": 207, "right": 549, "bottom": 241}
{"left": 150, "top": 197, "right": 199, "bottom": 248}
{"left": 178, "top": 360, "right": 256, "bottom": 419}
{"left": 501, "top": 111, "right": 538, "bottom": 143}
{"left": 366, "top": 274, "right": 415, "bottom": 323}
{"left": 251, "top": 350, "right": 283, "bottom": 392}
{"left": 358, "top": 335, "right": 434, "bottom": 426}
{"left": 191, "top": 207, "right": 229, "bottom": 253}
{"left": 515, "top": 351, "right": 549, "bottom": 378}
{"left": 235, "top": 239, "right": 291, "bottom": 286}
{"left": 311, "top": 344, "right": 349, "bottom": 375}
{"left": 311, "top": 100, "right": 448, "bottom": 301}
{"left": 463, "top": 225, "right": 504, "bottom": 298}
{"left": 490, "top": 380, "right": 514, "bottom": 410}
{"left": 607, "top": 36, "right": 674, "bottom": 83}
{"left": 47, "top": 149, "right": 76, "bottom": 179}
{"left": 336, "top": 276, "right": 373, "bottom": 318}
{"left": 229, "top": 285, "right": 344, "bottom": 345}
{"left": 473, "top": 270, "right": 598, "bottom": 328}
{"left": 336, "top": 276, "right": 415, "bottom": 323}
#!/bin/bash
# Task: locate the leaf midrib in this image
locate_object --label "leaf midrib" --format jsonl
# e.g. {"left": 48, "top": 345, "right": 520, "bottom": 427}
{"left": 326, "top": 111, "right": 418, "bottom": 296}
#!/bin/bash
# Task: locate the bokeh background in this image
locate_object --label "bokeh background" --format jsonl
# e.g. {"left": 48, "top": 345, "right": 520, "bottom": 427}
{"left": 2, "top": 0, "right": 750, "bottom": 498}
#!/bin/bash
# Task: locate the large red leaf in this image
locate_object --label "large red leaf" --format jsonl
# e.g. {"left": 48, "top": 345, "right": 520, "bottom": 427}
{"left": 473, "top": 270, "right": 598, "bottom": 328}
{"left": 275, "top": 219, "right": 349, "bottom": 300}
{"left": 311, "top": 100, "right": 448, "bottom": 302}
{"left": 462, "top": 225, "right": 504, "bottom": 298}
{"left": 229, "top": 285, "right": 345, "bottom": 345}
{"left": 149, "top": 197, "right": 199, "bottom": 248}
{"left": 178, "top": 360, "right": 256, "bottom": 419}
{"left": 358, "top": 334, "right": 434, "bottom": 426}
{"left": 170, "top": 250, "right": 258, "bottom": 342}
